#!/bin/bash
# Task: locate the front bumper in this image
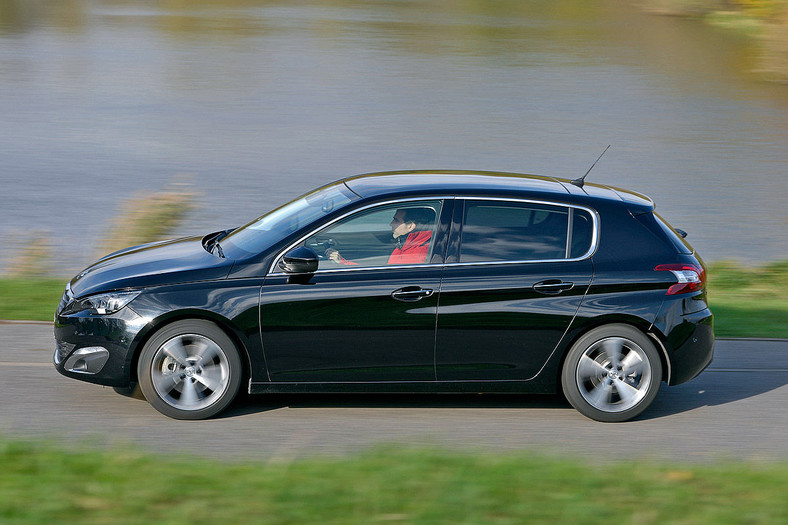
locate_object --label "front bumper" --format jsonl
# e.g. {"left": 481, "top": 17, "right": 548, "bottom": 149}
{"left": 53, "top": 306, "right": 149, "bottom": 387}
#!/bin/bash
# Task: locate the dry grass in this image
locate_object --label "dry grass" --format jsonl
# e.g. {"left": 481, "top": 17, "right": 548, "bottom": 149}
{"left": 3, "top": 230, "right": 54, "bottom": 279}
{"left": 96, "top": 178, "right": 197, "bottom": 259}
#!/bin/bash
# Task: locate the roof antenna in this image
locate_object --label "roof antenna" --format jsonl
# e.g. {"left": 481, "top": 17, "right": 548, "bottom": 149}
{"left": 571, "top": 145, "right": 610, "bottom": 188}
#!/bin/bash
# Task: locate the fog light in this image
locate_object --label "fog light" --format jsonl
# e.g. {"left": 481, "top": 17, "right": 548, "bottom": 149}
{"left": 64, "top": 347, "right": 110, "bottom": 374}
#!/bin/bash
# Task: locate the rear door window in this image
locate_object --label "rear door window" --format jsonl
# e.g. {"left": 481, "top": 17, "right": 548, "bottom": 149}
{"left": 460, "top": 201, "right": 569, "bottom": 262}
{"left": 458, "top": 200, "right": 594, "bottom": 263}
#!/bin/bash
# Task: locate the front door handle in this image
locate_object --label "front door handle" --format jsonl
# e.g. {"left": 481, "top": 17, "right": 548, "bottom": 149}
{"left": 391, "top": 286, "right": 434, "bottom": 302}
{"left": 533, "top": 280, "right": 574, "bottom": 295}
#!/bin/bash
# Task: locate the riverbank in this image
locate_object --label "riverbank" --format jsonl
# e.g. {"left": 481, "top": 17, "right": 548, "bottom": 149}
{"left": 2, "top": 260, "right": 785, "bottom": 338}
{"left": 643, "top": 0, "right": 788, "bottom": 82}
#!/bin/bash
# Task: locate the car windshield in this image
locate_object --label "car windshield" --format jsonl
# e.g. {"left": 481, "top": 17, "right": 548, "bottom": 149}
{"left": 220, "top": 181, "right": 357, "bottom": 258}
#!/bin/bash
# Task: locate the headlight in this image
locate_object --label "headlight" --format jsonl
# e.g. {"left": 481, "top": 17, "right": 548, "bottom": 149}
{"left": 60, "top": 290, "right": 141, "bottom": 316}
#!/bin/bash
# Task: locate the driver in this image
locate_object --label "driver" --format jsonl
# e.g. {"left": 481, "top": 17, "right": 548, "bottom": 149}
{"left": 326, "top": 207, "right": 435, "bottom": 266}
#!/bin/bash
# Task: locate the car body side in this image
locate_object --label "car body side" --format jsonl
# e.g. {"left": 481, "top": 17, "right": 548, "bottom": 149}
{"left": 54, "top": 172, "right": 713, "bottom": 398}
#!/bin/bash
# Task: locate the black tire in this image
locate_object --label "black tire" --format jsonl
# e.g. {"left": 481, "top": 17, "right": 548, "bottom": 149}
{"left": 561, "top": 324, "right": 662, "bottom": 422}
{"left": 137, "top": 320, "right": 242, "bottom": 420}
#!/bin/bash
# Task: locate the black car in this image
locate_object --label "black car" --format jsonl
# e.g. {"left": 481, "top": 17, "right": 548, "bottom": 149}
{"left": 54, "top": 171, "right": 714, "bottom": 422}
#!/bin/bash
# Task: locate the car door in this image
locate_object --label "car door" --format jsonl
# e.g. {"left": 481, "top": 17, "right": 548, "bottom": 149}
{"left": 436, "top": 198, "right": 596, "bottom": 381}
{"left": 260, "top": 198, "right": 451, "bottom": 383}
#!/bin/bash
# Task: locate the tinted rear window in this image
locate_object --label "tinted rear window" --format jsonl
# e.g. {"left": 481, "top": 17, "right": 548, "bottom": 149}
{"left": 460, "top": 201, "right": 569, "bottom": 262}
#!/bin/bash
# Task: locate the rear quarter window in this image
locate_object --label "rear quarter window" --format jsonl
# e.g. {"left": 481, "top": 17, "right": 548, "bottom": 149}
{"left": 639, "top": 212, "right": 693, "bottom": 254}
{"left": 570, "top": 208, "right": 594, "bottom": 258}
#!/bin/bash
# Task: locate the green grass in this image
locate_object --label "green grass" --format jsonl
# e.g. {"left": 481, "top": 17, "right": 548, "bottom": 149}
{"left": 1, "top": 441, "right": 787, "bottom": 524}
{"left": 0, "top": 278, "right": 65, "bottom": 322}
{"left": 706, "top": 260, "right": 788, "bottom": 338}
{"left": 1, "top": 260, "right": 786, "bottom": 338}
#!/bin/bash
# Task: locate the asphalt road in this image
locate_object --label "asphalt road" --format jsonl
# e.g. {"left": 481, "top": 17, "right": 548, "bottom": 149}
{"left": 1, "top": 321, "right": 786, "bottom": 463}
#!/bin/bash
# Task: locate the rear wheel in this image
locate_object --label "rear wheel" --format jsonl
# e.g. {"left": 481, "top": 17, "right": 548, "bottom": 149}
{"left": 137, "top": 320, "right": 242, "bottom": 420}
{"left": 561, "top": 324, "right": 662, "bottom": 422}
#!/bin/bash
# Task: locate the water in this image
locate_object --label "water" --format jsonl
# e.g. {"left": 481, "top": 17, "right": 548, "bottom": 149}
{"left": 1, "top": 0, "right": 786, "bottom": 274}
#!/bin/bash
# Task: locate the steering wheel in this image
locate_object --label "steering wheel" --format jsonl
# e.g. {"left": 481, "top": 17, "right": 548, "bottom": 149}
{"left": 306, "top": 238, "right": 337, "bottom": 260}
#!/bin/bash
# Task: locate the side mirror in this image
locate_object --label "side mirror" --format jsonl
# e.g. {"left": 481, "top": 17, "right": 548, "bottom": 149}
{"left": 278, "top": 246, "right": 319, "bottom": 274}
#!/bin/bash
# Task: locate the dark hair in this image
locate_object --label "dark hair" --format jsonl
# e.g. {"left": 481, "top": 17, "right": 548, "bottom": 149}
{"left": 399, "top": 207, "right": 436, "bottom": 231}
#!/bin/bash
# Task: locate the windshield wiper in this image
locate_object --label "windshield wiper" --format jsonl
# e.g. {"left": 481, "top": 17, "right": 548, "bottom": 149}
{"left": 212, "top": 241, "right": 225, "bottom": 258}
{"left": 202, "top": 229, "right": 234, "bottom": 257}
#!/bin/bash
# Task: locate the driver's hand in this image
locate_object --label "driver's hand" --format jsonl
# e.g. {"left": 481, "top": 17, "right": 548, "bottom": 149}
{"left": 326, "top": 248, "right": 341, "bottom": 263}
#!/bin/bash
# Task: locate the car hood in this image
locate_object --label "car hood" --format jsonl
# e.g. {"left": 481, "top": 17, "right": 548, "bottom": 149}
{"left": 69, "top": 236, "right": 233, "bottom": 298}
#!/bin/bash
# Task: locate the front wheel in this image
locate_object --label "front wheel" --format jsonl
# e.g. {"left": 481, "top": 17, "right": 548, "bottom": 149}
{"left": 137, "top": 320, "right": 242, "bottom": 420}
{"left": 561, "top": 324, "right": 662, "bottom": 422}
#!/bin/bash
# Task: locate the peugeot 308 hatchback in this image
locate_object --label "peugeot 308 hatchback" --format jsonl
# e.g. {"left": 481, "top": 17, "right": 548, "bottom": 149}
{"left": 54, "top": 171, "right": 714, "bottom": 422}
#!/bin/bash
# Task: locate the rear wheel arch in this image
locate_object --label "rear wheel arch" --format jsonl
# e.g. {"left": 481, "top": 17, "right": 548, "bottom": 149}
{"left": 557, "top": 317, "right": 670, "bottom": 385}
{"left": 645, "top": 329, "right": 671, "bottom": 384}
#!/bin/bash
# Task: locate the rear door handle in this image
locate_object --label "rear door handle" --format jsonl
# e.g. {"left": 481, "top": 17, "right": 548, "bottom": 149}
{"left": 391, "top": 286, "right": 434, "bottom": 302}
{"left": 533, "top": 280, "right": 574, "bottom": 295}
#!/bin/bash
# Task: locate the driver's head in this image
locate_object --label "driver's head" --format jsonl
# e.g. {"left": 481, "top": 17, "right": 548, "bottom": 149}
{"left": 390, "top": 207, "right": 435, "bottom": 238}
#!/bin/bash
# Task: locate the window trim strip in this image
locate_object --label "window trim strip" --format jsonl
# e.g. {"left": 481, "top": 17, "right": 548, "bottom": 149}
{"left": 565, "top": 207, "right": 574, "bottom": 259}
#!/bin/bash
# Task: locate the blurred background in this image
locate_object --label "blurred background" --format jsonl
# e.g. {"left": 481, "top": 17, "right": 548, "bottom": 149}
{"left": 1, "top": 0, "right": 786, "bottom": 276}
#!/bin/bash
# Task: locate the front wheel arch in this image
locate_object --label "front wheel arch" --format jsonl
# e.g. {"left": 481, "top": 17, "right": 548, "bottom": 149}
{"left": 128, "top": 311, "right": 252, "bottom": 387}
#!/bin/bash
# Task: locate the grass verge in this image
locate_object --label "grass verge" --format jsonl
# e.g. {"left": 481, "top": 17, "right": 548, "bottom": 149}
{"left": 1, "top": 260, "right": 785, "bottom": 338}
{"left": 0, "top": 278, "right": 65, "bottom": 322}
{"left": 1, "top": 441, "right": 788, "bottom": 525}
{"left": 707, "top": 260, "right": 788, "bottom": 338}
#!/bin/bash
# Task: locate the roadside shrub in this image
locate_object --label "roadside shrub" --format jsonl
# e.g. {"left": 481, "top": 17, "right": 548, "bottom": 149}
{"left": 3, "top": 230, "right": 53, "bottom": 279}
{"left": 97, "top": 178, "right": 198, "bottom": 258}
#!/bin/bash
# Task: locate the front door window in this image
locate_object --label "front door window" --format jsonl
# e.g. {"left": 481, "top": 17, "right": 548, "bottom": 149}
{"left": 301, "top": 200, "right": 443, "bottom": 270}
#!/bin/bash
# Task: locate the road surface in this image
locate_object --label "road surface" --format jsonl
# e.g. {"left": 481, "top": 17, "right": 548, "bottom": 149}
{"left": 1, "top": 321, "right": 786, "bottom": 463}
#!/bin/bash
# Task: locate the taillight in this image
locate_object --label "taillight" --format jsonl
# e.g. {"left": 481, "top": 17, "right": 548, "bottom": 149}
{"left": 654, "top": 263, "right": 705, "bottom": 295}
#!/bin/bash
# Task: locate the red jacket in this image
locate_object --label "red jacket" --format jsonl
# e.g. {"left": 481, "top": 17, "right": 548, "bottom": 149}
{"left": 336, "top": 231, "right": 433, "bottom": 266}
{"left": 387, "top": 231, "right": 432, "bottom": 264}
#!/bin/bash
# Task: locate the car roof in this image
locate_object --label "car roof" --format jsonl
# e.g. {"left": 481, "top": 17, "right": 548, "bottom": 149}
{"left": 343, "top": 170, "right": 654, "bottom": 210}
